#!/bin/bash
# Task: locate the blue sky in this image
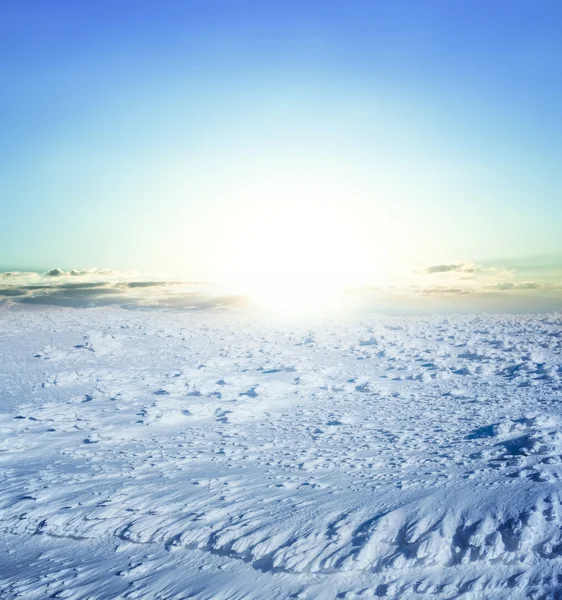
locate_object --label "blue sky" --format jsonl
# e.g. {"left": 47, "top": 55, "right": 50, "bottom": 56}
{"left": 1, "top": 1, "right": 562, "bottom": 286}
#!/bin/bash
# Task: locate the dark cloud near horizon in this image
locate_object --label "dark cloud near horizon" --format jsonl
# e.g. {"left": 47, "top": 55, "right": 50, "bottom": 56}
{"left": 17, "top": 294, "right": 125, "bottom": 308}
{"left": 3, "top": 282, "right": 110, "bottom": 292}
{"left": 122, "top": 281, "right": 180, "bottom": 288}
{"left": 0, "top": 279, "right": 248, "bottom": 311}
{"left": 0, "top": 288, "right": 27, "bottom": 296}
{"left": 57, "top": 282, "right": 111, "bottom": 289}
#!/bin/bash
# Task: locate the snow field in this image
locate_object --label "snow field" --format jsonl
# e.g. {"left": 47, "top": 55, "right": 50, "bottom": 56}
{"left": 1, "top": 307, "right": 562, "bottom": 599}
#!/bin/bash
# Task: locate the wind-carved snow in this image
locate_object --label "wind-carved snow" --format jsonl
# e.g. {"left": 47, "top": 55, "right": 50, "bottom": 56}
{"left": 1, "top": 308, "right": 562, "bottom": 599}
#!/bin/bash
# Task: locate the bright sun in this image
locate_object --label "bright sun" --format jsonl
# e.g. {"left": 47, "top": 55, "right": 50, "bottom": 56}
{"left": 196, "top": 161, "right": 424, "bottom": 312}
{"left": 214, "top": 201, "right": 358, "bottom": 313}
{"left": 211, "top": 199, "right": 390, "bottom": 313}
{"left": 241, "top": 275, "right": 344, "bottom": 313}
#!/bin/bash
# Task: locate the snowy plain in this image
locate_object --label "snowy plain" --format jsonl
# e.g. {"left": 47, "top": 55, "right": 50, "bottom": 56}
{"left": 1, "top": 304, "right": 562, "bottom": 599}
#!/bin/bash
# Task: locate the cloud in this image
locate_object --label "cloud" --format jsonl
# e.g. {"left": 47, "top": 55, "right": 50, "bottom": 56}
{"left": 43, "top": 267, "right": 119, "bottom": 277}
{"left": 123, "top": 281, "right": 178, "bottom": 288}
{"left": 0, "top": 269, "right": 236, "bottom": 311}
{"left": 490, "top": 281, "right": 542, "bottom": 291}
{"left": 57, "top": 282, "right": 110, "bottom": 289}
{"left": 412, "top": 286, "right": 471, "bottom": 295}
{"left": 0, "top": 271, "right": 39, "bottom": 280}
{"left": 69, "top": 268, "right": 117, "bottom": 277}
{"left": 424, "top": 263, "right": 476, "bottom": 274}
{"left": 44, "top": 268, "right": 65, "bottom": 276}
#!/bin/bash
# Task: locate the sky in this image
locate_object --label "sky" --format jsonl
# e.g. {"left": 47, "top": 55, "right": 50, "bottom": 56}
{"left": 1, "top": 1, "right": 562, "bottom": 301}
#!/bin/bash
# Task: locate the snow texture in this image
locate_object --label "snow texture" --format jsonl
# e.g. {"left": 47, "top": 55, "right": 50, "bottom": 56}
{"left": 1, "top": 306, "right": 562, "bottom": 599}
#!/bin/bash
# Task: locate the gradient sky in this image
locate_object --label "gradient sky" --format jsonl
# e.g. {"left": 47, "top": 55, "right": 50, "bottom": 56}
{"left": 2, "top": 1, "right": 562, "bottom": 283}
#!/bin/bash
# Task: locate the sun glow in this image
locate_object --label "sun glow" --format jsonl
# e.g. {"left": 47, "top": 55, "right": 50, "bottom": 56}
{"left": 184, "top": 157, "right": 434, "bottom": 312}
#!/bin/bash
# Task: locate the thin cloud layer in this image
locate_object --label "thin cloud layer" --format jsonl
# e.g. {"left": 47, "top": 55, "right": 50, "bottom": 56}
{"left": 0, "top": 271, "right": 40, "bottom": 280}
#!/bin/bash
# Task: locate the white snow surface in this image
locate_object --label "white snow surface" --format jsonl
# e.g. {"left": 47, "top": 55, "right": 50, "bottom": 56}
{"left": 1, "top": 306, "right": 562, "bottom": 599}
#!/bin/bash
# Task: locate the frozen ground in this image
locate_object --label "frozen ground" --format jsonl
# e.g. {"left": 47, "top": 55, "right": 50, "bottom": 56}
{"left": 1, "top": 305, "right": 562, "bottom": 599}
